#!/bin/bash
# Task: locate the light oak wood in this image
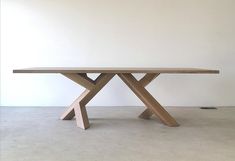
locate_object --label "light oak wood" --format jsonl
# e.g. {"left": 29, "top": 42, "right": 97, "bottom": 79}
{"left": 139, "top": 109, "right": 154, "bottom": 119}
{"left": 139, "top": 73, "right": 160, "bottom": 87}
{"left": 13, "top": 67, "right": 219, "bottom": 129}
{"left": 63, "top": 73, "right": 95, "bottom": 90}
{"left": 60, "top": 73, "right": 115, "bottom": 129}
{"left": 60, "top": 89, "right": 89, "bottom": 120}
{"left": 13, "top": 67, "right": 219, "bottom": 74}
{"left": 118, "top": 73, "right": 179, "bottom": 127}
{"left": 138, "top": 73, "right": 160, "bottom": 119}
{"left": 74, "top": 102, "right": 90, "bottom": 129}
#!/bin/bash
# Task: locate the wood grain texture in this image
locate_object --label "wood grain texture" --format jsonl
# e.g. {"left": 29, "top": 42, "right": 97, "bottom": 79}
{"left": 60, "top": 89, "right": 89, "bottom": 120}
{"left": 74, "top": 103, "right": 90, "bottom": 129}
{"left": 139, "top": 73, "right": 160, "bottom": 87}
{"left": 13, "top": 67, "right": 219, "bottom": 129}
{"left": 60, "top": 73, "right": 115, "bottom": 129}
{"left": 138, "top": 73, "right": 160, "bottom": 119}
{"left": 13, "top": 67, "right": 219, "bottom": 74}
{"left": 118, "top": 73, "right": 179, "bottom": 127}
{"left": 62, "top": 73, "right": 95, "bottom": 90}
{"left": 138, "top": 109, "right": 154, "bottom": 119}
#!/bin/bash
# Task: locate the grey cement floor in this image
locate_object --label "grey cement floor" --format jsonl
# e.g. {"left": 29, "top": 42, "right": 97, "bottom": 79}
{"left": 0, "top": 106, "right": 235, "bottom": 161}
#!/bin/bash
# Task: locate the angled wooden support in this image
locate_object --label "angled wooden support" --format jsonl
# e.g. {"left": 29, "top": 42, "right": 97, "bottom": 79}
{"left": 138, "top": 73, "right": 159, "bottom": 119}
{"left": 118, "top": 73, "right": 179, "bottom": 127}
{"left": 14, "top": 67, "right": 219, "bottom": 129}
{"left": 60, "top": 73, "right": 115, "bottom": 129}
{"left": 63, "top": 73, "right": 95, "bottom": 90}
{"left": 139, "top": 73, "right": 159, "bottom": 87}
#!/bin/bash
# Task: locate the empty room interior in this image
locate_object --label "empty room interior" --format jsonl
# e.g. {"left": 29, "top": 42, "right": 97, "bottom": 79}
{"left": 0, "top": 0, "right": 235, "bottom": 161}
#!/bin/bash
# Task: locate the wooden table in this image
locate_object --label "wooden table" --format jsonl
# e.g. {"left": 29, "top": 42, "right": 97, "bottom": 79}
{"left": 13, "top": 67, "right": 219, "bottom": 129}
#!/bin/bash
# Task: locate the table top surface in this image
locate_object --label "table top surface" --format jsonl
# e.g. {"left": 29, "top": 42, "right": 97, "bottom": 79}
{"left": 13, "top": 67, "right": 219, "bottom": 74}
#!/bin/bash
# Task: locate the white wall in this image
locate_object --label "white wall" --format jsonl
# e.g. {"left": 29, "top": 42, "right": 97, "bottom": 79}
{"left": 1, "top": 0, "right": 235, "bottom": 107}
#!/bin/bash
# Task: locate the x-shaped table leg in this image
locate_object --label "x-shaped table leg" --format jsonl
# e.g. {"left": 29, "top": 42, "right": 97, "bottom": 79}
{"left": 60, "top": 73, "right": 114, "bottom": 129}
{"left": 118, "top": 73, "right": 179, "bottom": 127}
{"left": 138, "top": 73, "right": 159, "bottom": 119}
{"left": 61, "top": 72, "right": 178, "bottom": 129}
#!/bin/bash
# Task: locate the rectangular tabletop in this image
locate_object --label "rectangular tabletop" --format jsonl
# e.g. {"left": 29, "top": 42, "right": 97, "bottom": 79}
{"left": 13, "top": 67, "right": 219, "bottom": 74}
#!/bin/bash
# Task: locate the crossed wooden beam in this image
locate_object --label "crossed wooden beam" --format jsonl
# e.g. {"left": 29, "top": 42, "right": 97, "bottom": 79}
{"left": 60, "top": 73, "right": 179, "bottom": 129}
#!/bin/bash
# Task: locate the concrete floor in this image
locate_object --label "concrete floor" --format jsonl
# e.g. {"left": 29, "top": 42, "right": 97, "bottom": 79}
{"left": 0, "top": 106, "right": 235, "bottom": 161}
